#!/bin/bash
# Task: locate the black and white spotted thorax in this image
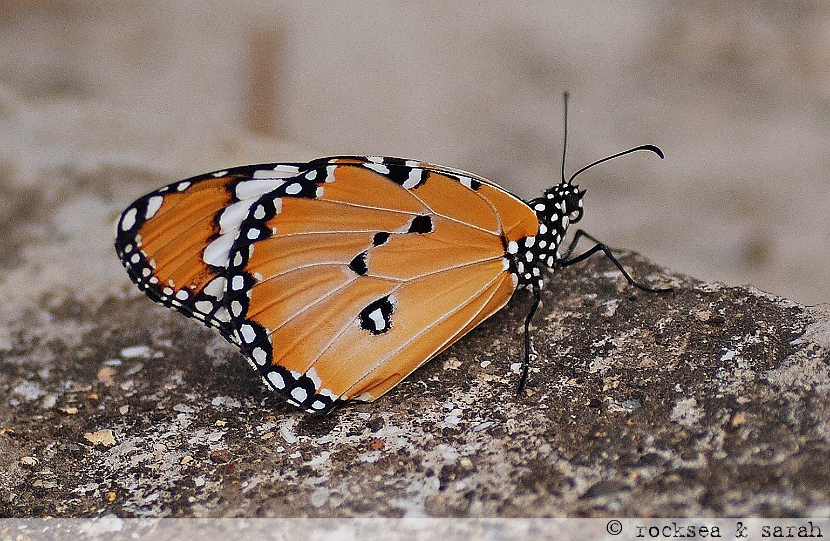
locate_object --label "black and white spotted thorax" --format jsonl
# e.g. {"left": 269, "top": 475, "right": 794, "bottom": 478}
{"left": 509, "top": 181, "right": 586, "bottom": 290}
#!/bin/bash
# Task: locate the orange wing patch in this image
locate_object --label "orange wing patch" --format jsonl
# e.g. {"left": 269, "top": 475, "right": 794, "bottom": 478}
{"left": 474, "top": 182, "right": 538, "bottom": 242}
{"left": 367, "top": 217, "right": 505, "bottom": 280}
{"left": 407, "top": 171, "right": 501, "bottom": 233}
{"left": 320, "top": 163, "right": 427, "bottom": 213}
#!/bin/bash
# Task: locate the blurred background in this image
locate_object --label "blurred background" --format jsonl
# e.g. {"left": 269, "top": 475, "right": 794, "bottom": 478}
{"left": 1, "top": 0, "right": 829, "bottom": 305}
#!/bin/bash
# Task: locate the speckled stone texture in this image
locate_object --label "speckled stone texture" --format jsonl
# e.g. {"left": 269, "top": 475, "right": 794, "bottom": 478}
{"left": 1, "top": 165, "right": 829, "bottom": 518}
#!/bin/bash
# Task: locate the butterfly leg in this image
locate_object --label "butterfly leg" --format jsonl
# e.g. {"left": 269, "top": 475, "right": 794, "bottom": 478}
{"left": 518, "top": 285, "right": 542, "bottom": 395}
{"left": 557, "top": 229, "right": 673, "bottom": 294}
{"left": 559, "top": 229, "right": 596, "bottom": 260}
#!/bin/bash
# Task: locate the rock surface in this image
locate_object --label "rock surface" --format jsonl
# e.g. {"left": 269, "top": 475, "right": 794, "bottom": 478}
{"left": 1, "top": 165, "right": 829, "bottom": 518}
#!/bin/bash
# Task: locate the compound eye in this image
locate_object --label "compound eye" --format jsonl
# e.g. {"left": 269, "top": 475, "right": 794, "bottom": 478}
{"left": 566, "top": 188, "right": 585, "bottom": 223}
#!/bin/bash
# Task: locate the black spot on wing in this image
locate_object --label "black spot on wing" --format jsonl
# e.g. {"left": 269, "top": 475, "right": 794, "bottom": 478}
{"left": 380, "top": 157, "right": 409, "bottom": 167}
{"left": 358, "top": 296, "right": 395, "bottom": 335}
{"left": 386, "top": 163, "right": 429, "bottom": 189}
{"left": 407, "top": 215, "right": 433, "bottom": 234}
{"left": 349, "top": 252, "right": 369, "bottom": 276}
{"left": 373, "top": 232, "right": 390, "bottom": 246}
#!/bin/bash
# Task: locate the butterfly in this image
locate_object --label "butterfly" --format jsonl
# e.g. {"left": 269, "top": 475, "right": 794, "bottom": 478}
{"left": 114, "top": 97, "right": 667, "bottom": 413}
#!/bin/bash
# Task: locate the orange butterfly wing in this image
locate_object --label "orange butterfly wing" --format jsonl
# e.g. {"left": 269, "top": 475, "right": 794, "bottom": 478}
{"left": 115, "top": 164, "right": 311, "bottom": 340}
{"left": 223, "top": 157, "right": 538, "bottom": 412}
{"left": 116, "top": 157, "right": 539, "bottom": 413}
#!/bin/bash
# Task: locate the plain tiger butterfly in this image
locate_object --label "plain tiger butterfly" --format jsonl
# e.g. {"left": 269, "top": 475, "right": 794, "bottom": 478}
{"left": 114, "top": 94, "right": 668, "bottom": 413}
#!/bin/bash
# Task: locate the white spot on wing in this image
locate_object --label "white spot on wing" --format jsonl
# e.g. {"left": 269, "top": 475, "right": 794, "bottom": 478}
{"left": 306, "top": 368, "right": 322, "bottom": 389}
{"left": 240, "top": 324, "right": 256, "bottom": 343}
{"left": 120, "top": 208, "right": 137, "bottom": 231}
{"left": 237, "top": 178, "right": 285, "bottom": 199}
{"left": 203, "top": 233, "right": 235, "bottom": 267}
{"left": 203, "top": 276, "right": 227, "bottom": 299}
{"left": 231, "top": 275, "right": 245, "bottom": 290}
{"left": 365, "top": 163, "right": 390, "bottom": 175}
{"left": 267, "top": 371, "right": 285, "bottom": 389}
{"left": 214, "top": 306, "right": 230, "bottom": 323}
{"left": 401, "top": 169, "right": 422, "bottom": 189}
{"left": 252, "top": 347, "right": 267, "bottom": 366}
{"left": 273, "top": 164, "right": 301, "bottom": 175}
{"left": 194, "top": 300, "right": 214, "bottom": 314}
{"left": 368, "top": 308, "right": 386, "bottom": 331}
{"left": 145, "top": 196, "right": 164, "bottom": 219}
{"left": 219, "top": 199, "right": 255, "bottom": 234}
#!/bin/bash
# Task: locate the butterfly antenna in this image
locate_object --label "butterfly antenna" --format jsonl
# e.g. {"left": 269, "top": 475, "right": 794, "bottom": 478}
{"left": 560, "top": 91, "right": 570, "bottom": 185}
{"left": 568, "top": 144, "right": 664, "bottom": 184}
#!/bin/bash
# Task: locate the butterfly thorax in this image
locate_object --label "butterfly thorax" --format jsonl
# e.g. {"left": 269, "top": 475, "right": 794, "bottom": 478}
{"left": 510, "top": 182, "right": 585, "bottom": 289}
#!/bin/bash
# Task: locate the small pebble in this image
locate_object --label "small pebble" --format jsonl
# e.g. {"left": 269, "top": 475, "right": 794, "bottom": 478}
{"left": 20, "top": 456, "right": 38, "bottom": 468}
{"left": 84, "top": 429, "right": 116, "bottom": 447}
{"left": 210, "top": 449, "right": 231, "bottom": 463}
{"left": 120, "top": 345, "right": 151, "bottom": 358}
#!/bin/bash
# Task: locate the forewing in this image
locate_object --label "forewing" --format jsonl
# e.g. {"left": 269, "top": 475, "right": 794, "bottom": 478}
{"left": 114, "top": 162, "right": 312, "bottom": 338}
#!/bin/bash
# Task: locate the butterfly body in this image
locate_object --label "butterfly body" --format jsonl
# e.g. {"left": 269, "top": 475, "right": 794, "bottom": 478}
{"left": 116, "top": 156, "right": 565, "bottom": 412}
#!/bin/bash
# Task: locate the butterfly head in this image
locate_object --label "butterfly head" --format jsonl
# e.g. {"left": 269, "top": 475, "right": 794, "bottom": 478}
{"left": 513, "top": 141, "right": 663, "bottom": 289}
{"left": 559, "top": 182, "right": 586, "bottom": 225}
